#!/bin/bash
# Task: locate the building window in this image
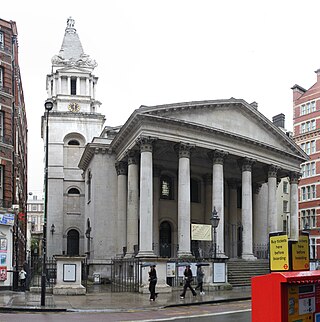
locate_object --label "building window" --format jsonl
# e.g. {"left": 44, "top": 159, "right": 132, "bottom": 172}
{"left": 0, "top": 111, "right": 4, "bottom": 140}
{"left": 0, "top": 165, "right": 3, "bottom": 200}
{"left": 301, "top": 104, "right": 306, "bottom": 116}
{"left": 0, "top": 67, "right": 3, "bottom": 88}
{"left": 311, "top": 141, "right": 316, "bottom": 154}
{"left": 160, "top": 175, "right": 174, "bottom": 200}
{"left": 301, "top": 123, "right": 306, "bottom": 134}
{"left": 191, "top": 178, "right": 201, "bottom": 203}
{"left": 283, "top": 200, "right": 288, "bottom": 213}
{"left": 311, "top": 101, "right": 316, "bottom": 112}
{"left": 0, "top": 32, "right": 3, "bottom": 50}
{"left": 311, "top": 162, "right": 316, "bottom": 176}
{"left": 71, "top": 78, "right": 77, "bottom": 95}
{"left": 87, "top": 171, "right": 92, "bottom": 202}
{"left": 283, "top": 181, "right": 288, "bottom": 194}
{"left": 311, "top": 120, "right": 316, "bottom": 131}
{"left": 68, "top": 140, "right": 80, "bottom": 146}
{"left": 301, "top": 185, "right": 316, "bottom": 201}
{"left": 306, "top": 142, "right": 311, "bottom": 155}
{"left": 68, "top": 188, "right": 80, "bottom": 194}
{"left": 310, "top": 238, "right": 316, "bottom": 260}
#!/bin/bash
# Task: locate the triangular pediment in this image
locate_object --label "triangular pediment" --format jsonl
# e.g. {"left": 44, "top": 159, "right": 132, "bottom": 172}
{"left": 57, "top": 66, "right": 92, "bottom": 74}
{"left": 138, "top": 99, "right": 304, "bottom": 157}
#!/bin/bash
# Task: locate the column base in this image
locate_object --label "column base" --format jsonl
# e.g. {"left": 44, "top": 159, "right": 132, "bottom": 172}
{"left": 124, "top": 252, "right": 135, "bottom": 258}
{"left": 136, "top": 250, "right": 156, "bottom": 258}
{"left": 241, "top": 253, "right": 257, "bottom": 260}
{"left": 177, "top": 251, "right": 193, "bottom": 258}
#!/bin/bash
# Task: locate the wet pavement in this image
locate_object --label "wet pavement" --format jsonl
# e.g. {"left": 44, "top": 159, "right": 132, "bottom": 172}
{"left": 0, "top": 285, "right": 251, "bottom": 312}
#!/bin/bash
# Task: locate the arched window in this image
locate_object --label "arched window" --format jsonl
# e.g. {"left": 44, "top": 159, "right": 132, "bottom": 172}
{"left": 67, "top": 187, "right": 80, "bottom": 214}
{"left": 67, "top": 229, "right": 79, "bottom": 256}
{"left": 160, "top": 175, "right": 174, "bottom": 200}
{"left": 159, "top": 221, "right": 172, "bottom": 258}
{"left": 191, "top": 178, "right": 201, "bottom": 203}
{"left": 68, "top": 140, "right": 80, "bottom": 146}
{"left": 68, "top": 188, "right": 80, "bottom": 195}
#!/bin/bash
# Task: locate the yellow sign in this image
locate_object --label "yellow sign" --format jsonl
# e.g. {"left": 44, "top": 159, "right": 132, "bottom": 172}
{"left": 292, "top": 235, "right": 309, "bottom": 271}
{"left": 270, "top": 235, "right": 289, "bottom": 271}
{"left": 191, "top": 224, "right": 212, "bottom": 241}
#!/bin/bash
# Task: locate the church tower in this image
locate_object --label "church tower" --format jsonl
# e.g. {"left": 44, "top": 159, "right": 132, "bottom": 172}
{"left": 42, "top": 17, "right": 105, "bottom": 258}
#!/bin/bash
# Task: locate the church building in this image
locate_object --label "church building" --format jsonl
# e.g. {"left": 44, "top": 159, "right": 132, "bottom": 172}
{"left": 43, "top": 18, "right": 307, "bottom": 281}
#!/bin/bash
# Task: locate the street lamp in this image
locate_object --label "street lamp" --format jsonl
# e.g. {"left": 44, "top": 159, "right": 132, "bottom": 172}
{"left": 41, "top": 98, "right": 53, "bottom": 306}
{"left": 210, "top": 207, "right": 220, "bottom": 259}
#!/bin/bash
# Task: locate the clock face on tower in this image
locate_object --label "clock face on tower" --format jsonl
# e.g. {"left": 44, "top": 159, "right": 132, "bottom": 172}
{"left": 68, "top": 102, "right": 80, "bottom": 112}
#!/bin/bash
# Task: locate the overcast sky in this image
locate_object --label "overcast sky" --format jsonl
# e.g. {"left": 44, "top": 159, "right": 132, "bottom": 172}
{"left": 3, "top": 0, "right": 320, "bottom": 196}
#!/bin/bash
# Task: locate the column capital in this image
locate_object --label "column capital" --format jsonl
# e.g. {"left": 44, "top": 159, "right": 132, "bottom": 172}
{"left": 126, "top": 150, "right": 139, "bottom": 165}
{"left": 290, "top": 171, "right": 301, "bottom": 184}
{"left": 238, "top": 157, "right": 255, "bottom": 172}
{"left": 265, "top": 165, "right": 280, "bottom": 178}
{"left": 208, "top": 150, "right": 228, "bottom": 164}
{"left": 174, "top": 142, "right": 195, "bottom": 159}
{"left": 136, "top": 136, "right": 157, "bottom": 153}
{"left": 115, "top": 161, "right": 128, "bottom": 176}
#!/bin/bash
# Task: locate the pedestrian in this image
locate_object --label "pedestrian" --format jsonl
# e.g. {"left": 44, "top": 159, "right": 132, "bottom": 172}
{"left": 180, "top": 264, "right": 196, "bottom": 299}
{"left": 19, "top": 268, "right": 27, "bottom": 292}
{"left": 148, "top": 265, "right": 158, "bottom": 301}
{"left": 23, "top": 261, "right": 30, "bottom": 291}
{"left": 195, "top": 265, "right": 205, "bottom": 295}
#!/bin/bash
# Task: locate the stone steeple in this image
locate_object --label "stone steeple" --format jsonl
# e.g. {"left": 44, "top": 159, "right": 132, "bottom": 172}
{"left": 51, "top": 17, "right": 97, "bottom": 69}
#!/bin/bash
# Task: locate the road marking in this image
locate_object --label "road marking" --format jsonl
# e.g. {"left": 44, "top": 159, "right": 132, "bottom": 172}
{"left": 133, "top": 308, "right": 251, "bottom": 321}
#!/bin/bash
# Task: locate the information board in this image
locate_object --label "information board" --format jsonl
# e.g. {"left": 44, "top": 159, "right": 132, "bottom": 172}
{"left": 270, "top": 235, "right": 289, "bottom": 271}
{"left": 292, "top": 234, "right": 310, "bottom": 271}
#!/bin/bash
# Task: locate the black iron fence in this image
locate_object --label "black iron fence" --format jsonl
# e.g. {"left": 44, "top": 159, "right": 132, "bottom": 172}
{"left": 28, "top": 255, "right": 56, "bottom": 291}
{"left": 111, "top": 257, "right": 140, "bottom": 292}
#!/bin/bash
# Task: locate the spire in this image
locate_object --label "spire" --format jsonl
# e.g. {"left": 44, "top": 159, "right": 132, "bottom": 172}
{"left": 51, "top": 17, "right": 97, "bottom": 69}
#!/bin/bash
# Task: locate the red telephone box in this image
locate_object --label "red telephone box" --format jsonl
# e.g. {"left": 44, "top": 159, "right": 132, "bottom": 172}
{"left": 252, "top": 271, "right": 320, "bottom": 322}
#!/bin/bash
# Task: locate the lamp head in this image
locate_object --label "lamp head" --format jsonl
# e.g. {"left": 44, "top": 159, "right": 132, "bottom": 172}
{"left": 210, "top": 206, "right": 220, "bottom": 228}
{"left": 44, "top": 99, "right": 54, "bottom": 112}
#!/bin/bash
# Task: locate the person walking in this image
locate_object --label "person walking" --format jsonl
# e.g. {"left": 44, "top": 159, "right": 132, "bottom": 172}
{"left": 180, "top": 264, "right": 196, "bottom": 299}
{"left": 195, "top": 265, "right": 205, "bottom": 295}
{"left": 19, "top": 268, "right": 27, "bottom": 292}
{"left": 148, "top": 265, "right": 157, "bottom": 301}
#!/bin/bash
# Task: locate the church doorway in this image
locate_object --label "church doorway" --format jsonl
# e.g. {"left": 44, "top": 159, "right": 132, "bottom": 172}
{"left": 67, "top": 229, "right": 79, "bottom": 255}
{"left": 159, "top": 221, "right": 172, "bottom": 258}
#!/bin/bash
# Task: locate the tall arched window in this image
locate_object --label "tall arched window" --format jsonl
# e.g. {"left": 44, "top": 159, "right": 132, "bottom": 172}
{"left": 67, "top": 229, "right": 79, "bottom": 255}
{"left": 160, "top": 175, "right": 174, "bottom": 200}
{"left": 159, "top": 221, "right": 172, "bottom": 258}
{"left": 67, "top": 187, "right": 80, "bottom": 214}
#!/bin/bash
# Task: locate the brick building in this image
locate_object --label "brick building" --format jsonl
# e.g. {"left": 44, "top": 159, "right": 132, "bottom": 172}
{"left": 292, "top": 70, "right": 320, "bottom": 260}
{"left": 0, "top": 18, "right": 28, "bottom": 289}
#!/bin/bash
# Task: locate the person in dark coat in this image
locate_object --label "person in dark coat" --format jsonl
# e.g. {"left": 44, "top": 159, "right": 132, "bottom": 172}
{"left": 180, "top": 264, "right": 196, "bottom": 299}
{"left": 195, "top": 265, "right": 205, "bottom": 295}
{"left": 148, "top": 265, "right": 157, "bottom": 301}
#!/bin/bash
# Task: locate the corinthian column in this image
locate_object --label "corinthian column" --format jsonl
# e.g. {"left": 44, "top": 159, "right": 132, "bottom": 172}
{"left": 267, "top": 165, "right": 279, "bottom": 233}
{"left": 240, "top": 158, "right": 256, "bottom": 260}
{"left": 125, "top": 151, "right": 139, "bottom": 257}
{"left": 290, "top": 172, "right": 300, "bottom": 241}
{"left": 137, "top": 137, "right": 156, "bottom": 257}
{"left": 208, "top": 150, "right": 228, "bottom": 257}
{"left": 115, "top": 161, "right": 127, "bottom": 256}
{"left": 176, "top": 143, "right": 194, "bottom": 257}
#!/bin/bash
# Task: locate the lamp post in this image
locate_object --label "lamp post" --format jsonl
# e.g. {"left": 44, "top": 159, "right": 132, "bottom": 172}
{"left": 210, "top": 207, "right": 220, "bottom": 259}
{"left": 41, "top": 99, "right": 53, "bottom": 306}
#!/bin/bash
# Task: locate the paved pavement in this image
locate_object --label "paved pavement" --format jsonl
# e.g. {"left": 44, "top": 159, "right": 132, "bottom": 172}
{"left": 0, "top": 285, "right": 251, "bottom": 312}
